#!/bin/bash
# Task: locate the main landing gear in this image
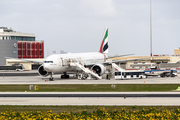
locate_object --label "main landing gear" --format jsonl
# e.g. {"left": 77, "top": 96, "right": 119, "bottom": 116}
{"left": 61, "top": 72, "right": 70, "bottom": 79}
{"left": 48, "top": 72, "right": 70, "bottom": 80}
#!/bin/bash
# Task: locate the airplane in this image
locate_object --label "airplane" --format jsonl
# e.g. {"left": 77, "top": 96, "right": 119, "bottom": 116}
{"left": 39, "top": 27, "right": 109, "bottom": 80}
{"left": 6, "top": 27, "right": 160, "bottom": 81}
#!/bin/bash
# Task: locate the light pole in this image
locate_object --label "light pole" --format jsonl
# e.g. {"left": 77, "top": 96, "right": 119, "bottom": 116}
{"left": 150, "top": 0, "right": 152, "bottom": 65}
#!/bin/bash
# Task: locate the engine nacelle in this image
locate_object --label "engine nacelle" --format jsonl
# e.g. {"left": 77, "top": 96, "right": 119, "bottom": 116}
{"left": 38, "top": 65, "right": 50, "bottom": 77}
{"left": 91, "top": 64, "right": 106, "bottom": 76}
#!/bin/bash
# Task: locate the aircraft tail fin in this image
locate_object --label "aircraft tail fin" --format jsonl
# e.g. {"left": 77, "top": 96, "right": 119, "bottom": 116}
{"left": 99, "top": 27, "right": 108, "bottom": 54}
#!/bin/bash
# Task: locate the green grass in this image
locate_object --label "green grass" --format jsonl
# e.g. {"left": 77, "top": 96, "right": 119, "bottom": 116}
{"left": 0, "top": 84, "right": 179, "bottom": 92}
{"left": 0, "top": 105, "right": 180, "bottom": 113}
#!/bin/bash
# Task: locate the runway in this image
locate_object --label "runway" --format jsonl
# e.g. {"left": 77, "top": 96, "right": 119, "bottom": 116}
{"left": 0, "top": 92, "right": 180, "bottom": 105}
{"left": 0, "top": 92, "right": 180, "bottom": 97}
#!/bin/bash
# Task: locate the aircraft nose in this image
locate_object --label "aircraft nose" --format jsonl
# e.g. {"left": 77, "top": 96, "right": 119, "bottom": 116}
{"left": 43, "top": 63, "right": 53, "bottom": 72}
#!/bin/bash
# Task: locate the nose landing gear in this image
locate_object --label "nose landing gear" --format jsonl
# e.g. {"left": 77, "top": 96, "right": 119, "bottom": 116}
{"left": 49, "top": 73, "right": 54, "bottom": 81}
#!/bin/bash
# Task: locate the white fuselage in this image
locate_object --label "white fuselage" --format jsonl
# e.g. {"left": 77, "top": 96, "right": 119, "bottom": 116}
{"left": 43, "top": 52, "right": 107, "bottom": 73}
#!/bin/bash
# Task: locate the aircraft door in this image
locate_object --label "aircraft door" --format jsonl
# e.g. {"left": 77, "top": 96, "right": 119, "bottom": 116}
{"left": 59, "top": 58, "right": 62, "bottom": 66}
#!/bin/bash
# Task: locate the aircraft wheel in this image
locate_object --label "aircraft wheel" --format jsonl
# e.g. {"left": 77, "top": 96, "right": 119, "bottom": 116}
{"left": 65, "top": 75, "right": 69, "bottom": 78}
{"left": 61, "top": 75, "right": 65, "bottom": 79}
{"left": 171, "top": 74, "right": 175, "bottom": 77}
{"left": 160, "top": 74, "right": 165, "bottom": 77}
{"left": 61, "top": 75, "right": 69, "bottom": 79}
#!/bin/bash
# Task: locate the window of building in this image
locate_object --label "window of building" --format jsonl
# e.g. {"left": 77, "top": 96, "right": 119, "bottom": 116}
{"left": 16, "top": 37, "right": 22, "bottom": 40}
{"left": 11, "top": 36, "right": 15, "bottom": 40}
{"left": 23, "top": 37, "right": 28, "bottom": 41}
{"left": 40, "top": 51, "right": 42, "bottom": 56}
{"left": 39, "top": 44, "right": 42, "bottom": 49}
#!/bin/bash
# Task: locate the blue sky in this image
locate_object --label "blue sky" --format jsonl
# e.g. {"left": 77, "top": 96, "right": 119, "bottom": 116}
{"left": 0, "top": 0, "right": 180, "bottom": 57}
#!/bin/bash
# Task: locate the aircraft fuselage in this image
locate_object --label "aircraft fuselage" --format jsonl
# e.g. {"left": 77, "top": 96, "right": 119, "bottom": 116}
{"left": 43, "top": 52, "right": 107, "bottom": 73}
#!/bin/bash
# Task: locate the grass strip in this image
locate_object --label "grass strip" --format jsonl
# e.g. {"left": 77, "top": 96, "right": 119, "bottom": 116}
{"left": 0, "top": 84, "right": 179, "bottom": 92}
{"left": 0, "top": 105, "right": 179, "bottom": 113}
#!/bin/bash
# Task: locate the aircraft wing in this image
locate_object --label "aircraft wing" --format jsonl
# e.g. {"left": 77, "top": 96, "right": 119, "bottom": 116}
{"left": 107, "top": 53, "right": 134, "bottom": 59}
{"left": 5, "top": 57, "right": 44, "bottom": 63}
{"left": 85, "top": 56, "right": 160, "bottom": 66}
{"left": 108, "top": 56, "right": 155, "bottom": 64}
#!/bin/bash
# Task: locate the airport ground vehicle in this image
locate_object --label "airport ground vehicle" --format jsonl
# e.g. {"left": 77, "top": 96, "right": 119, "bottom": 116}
{"left": 144, "top": 69, "right": 177, "bottom": 77}
{"left": 114, "top": 70, "right": 146, "bottom": 80}
{"left": 0, "top": 65, "right": 25, "bottom": 71}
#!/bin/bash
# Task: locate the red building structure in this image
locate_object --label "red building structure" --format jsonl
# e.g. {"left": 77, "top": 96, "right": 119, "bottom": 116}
{"left": 18, "top": 41, "right": 44, "bottom": 59}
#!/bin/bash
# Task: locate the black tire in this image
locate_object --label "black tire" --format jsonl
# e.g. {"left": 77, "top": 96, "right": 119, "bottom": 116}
{"left": 171, "top": 74, "right": 175, "bottom": 77}
{"left": 160, "top": 74, "right": 165, "bottom": 77}
{"left": 61, "top": 75, "right": 64, "bottom": 79}
{"left": 65, "top": 75, "right": 69, "bottom": 78}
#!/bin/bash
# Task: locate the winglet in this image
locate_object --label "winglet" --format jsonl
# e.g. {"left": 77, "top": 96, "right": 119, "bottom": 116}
{"left": 99, "top": 27, "right": 108, "bottom": 54}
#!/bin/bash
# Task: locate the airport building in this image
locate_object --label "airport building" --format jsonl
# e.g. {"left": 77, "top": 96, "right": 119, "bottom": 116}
{"left": 175, "top": 48, "right": 180, "bottom": 55}
{"left": 111, "top": 54, "right": 180, "bottom": 69}
{"left": 0, "top": 27, "right": 44, "bottom": 66}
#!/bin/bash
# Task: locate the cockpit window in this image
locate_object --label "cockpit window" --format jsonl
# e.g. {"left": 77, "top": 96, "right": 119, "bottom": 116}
{"left": 44, "top": 61, "right": 53, "bottom": 63}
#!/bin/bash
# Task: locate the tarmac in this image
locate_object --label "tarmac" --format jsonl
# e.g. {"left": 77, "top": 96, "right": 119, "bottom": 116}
{"left": 0, "top": 71, "right": 180, "bottom": 105}
{"left": 0, "top": 97, "right": 180, "bottom": 106}
{"left": 0, "top": 92, "right": 180, "bottom": 106}
{"left": 0, "top": 74, "right": 179, "bottom": 84}
{"left": 0, "top": 70, "right": 39, "bottom": 76}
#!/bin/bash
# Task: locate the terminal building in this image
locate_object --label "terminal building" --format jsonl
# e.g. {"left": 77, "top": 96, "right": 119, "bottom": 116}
{"left": 110, "top": 54, "right": 180, "bottom": 70}
{"left": 0, "top": 27, "right": 44, "bottom": 68}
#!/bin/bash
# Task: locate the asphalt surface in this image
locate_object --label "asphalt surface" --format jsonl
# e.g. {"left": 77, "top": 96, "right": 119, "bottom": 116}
{"left": 0, "top": 71, "right": 180, "bottom": 105}
{"left": 0, "top": 74, "right": 180, "bottom": 84}
{"left": 0, "top": 70, "right": 39, "bottom": 76}
{"left": 1, "top": 93, "right": 180, "bottom": 97}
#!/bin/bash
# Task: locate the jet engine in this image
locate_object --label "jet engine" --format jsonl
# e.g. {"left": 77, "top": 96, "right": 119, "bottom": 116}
{"left": 38, "top": 65, "right": 50, "bottom": 77}
{"left": 91, "top": 64, "right": 106, "bottom": 76}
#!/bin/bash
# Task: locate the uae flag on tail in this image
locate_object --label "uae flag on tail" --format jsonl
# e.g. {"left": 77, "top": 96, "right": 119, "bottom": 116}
{"left": 99, "top": 27, "right": 108, "bottom": 54}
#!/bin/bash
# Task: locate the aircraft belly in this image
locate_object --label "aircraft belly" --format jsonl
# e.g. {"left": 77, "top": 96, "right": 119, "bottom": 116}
{"left": 52, "top": 66, "right": 81, "bottom": 73}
